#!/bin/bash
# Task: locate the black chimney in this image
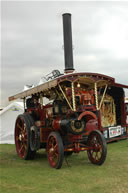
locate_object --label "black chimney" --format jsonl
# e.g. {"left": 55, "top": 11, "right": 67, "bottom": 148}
{"left": 62, "top": 13, "right": 74, "bottom": 73}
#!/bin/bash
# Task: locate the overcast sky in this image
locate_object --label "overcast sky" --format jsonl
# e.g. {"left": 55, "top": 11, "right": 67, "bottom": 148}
{"left": 1, "top": 1, "right": 128, "bottom": 107}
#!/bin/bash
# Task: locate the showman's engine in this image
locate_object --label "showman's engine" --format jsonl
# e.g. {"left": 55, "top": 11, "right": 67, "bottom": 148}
{"left": 9, "top": 13, "right": 128, "bottom": 169}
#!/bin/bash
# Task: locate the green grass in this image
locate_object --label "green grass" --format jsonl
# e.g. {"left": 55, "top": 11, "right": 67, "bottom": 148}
{"left": 0, "top": 140, "right": 128, "bottom": 193}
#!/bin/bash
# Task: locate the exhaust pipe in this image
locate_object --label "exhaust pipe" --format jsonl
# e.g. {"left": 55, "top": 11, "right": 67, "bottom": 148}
{"left": 62, "top": 13, "right": 74, "bottom": 73}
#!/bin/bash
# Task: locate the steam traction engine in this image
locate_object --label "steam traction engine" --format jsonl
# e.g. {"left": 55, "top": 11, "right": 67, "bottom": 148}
{"left": 9, "top": 14, "right": 128, "bottom": 169}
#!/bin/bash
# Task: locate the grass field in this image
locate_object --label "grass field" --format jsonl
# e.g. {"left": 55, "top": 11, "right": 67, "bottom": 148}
{"left": 0, "top": 140, "right": 128, "bottom": 193}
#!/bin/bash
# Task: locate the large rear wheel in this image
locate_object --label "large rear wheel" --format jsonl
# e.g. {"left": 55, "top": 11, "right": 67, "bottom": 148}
{"left": 47, "top": 132, "right": 64, "bottom": 169}
{"left": 15, "top": 114, "right": 36, "bottom": 160}
{"left": 87, "top": 130, "right": 107, "bottom": 165}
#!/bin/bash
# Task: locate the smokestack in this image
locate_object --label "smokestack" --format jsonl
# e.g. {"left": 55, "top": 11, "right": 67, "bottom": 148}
{"left": 62, "top": 13, "right": 74, "bottom": 73}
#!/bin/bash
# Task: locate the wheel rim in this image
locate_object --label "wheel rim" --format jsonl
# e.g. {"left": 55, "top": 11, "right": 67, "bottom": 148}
{"left": 15, "top": 116, "right": 28, "bottom": 158}
{"left": 47, "top": 136, "right": 59, "bottom": 168}
{"left": 87, "top": 132, "right": 103, "bottom": 164}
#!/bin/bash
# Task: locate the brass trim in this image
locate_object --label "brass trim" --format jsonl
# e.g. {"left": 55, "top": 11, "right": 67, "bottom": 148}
{"left": 94, "top": 82, "right": 98, "bottom": 110}
{"left": 98, "top": 84, "right": 108, "bottom": 110}
{"left": 58, "top": 84, "right": 73, "bottom": 111}
{"left": 71, "top": 82, "right": 76, "bottom": 111}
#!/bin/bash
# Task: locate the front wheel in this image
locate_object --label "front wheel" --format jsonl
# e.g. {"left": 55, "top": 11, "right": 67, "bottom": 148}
{"left": 47, "top": 132, "right": 64, "bottom": 169}
{"left": 87, "top": 130, "right": 107, "bottom": 165}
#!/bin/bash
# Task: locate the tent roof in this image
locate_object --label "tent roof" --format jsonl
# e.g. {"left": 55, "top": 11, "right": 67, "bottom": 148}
{"left": 0, "top": 102, "right": 24, "bottom": 115}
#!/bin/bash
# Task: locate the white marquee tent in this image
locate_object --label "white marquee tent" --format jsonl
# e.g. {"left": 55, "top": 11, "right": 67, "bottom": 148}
{"left": 0, "top": 102, "right": 24, "bottom": 144}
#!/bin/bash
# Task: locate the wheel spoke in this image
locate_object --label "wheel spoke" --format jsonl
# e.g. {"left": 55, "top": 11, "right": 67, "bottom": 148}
{"left": 17, "top": 123, "right": 23, "bottom": 131}
{"left": 97, "top": 152, "right": 101, "bottom": 159}
{"left": 16, "top": 135, "right": 21, "bottom": 141}
{"left": 24, "top": 137, "right": 27, "bottom": 142}
{"left": 23, "top": 143, "right": 27, "bottom": 150}
{"left": 53, "top": 144, "right": 58, "bottom": 152}
{"left": 96, "top": 152, "right": 99, "bottom": 160}
{"left": 19, "top": 145, "right": 24, "bottom": 153}
{"left": 54, "top": 152, "right": 59, "bottom": 157}
{"left": 23, "top": 131, "right": 27, "bottom": 137}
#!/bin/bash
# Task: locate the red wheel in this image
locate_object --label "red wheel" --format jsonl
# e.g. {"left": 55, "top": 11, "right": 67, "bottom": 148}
{"left": 15, "top": 114, "right": 36, "bottom": 160}
{"left": 47, "top": 132, "right": 64, "bottom": 169}
{"left": 87, "top": 130, "right": 107, "bottom": 165}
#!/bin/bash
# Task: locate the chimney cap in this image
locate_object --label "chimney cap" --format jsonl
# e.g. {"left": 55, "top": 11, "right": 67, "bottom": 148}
{"left": 62, "top": 13, "right": 71, "bottom": 16}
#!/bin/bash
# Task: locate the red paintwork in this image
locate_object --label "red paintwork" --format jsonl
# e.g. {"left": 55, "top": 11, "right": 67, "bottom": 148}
{"left": 68, "top": 134, "right": 83, "bottom": 142}
{"left": 40, "top": 127, "right": 52, "bottom": 143}
{"left": 57, "top": 72, "right": 115, "bottom": 83}
{"left": 97, "top": 111, "right": 102, "bottom": 131}
{"left": 78, "top": 111, "right": 97, "bottom": 121}
{"left": 52, "top": 117, "right": 61, "bottom": 131}
{"left": 86, "top": 119, "right": 98, "bottom": 135}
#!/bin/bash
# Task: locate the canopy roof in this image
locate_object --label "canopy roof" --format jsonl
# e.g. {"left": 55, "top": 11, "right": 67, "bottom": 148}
{"left": 9, "top": 72, "right": 128, "bottom": 101}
